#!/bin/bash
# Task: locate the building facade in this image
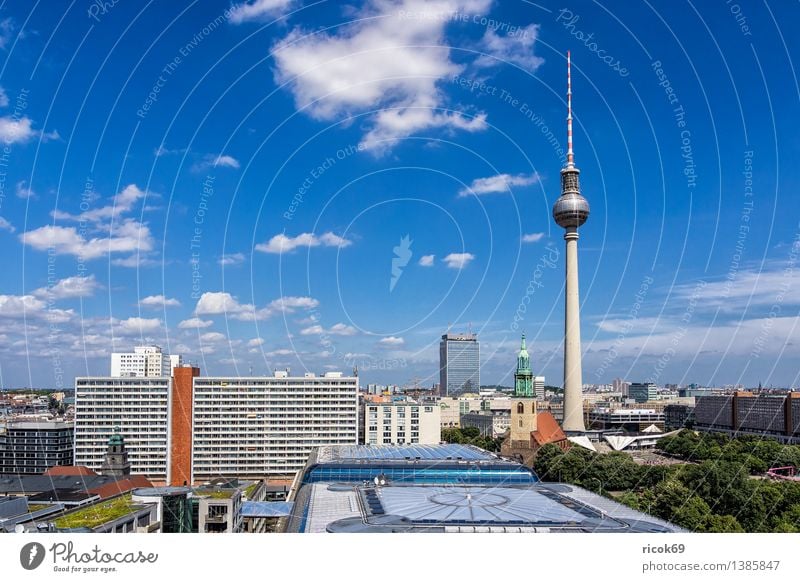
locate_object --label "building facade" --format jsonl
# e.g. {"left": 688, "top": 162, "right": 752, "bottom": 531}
{"left": 439, "top": 332, "right": 480, "bottom": 396}
{"left": 0, "top": 422, "right": 74, "bottom": 474}
{"left": 363, "top": 402, "right": 440, "bottom": 445}
{"left": 629, "top": 382, "right": 658, "bottom": 403}
{"left": 694, "top": 392, "right": 800, "bottom": 443}
{"left": 460, "top": 411, "right": 510, "bottom": 438}
{"left": 74, "top": 377, "right": 171, "bottom": 479}
{"left": 191, "top": 372, "right": 358, "bottom": 480}
{"left": 110, "top": 345, "right": 182, "bottom": 378}
{"left": 587, "top": 408, "right": 665, "bottom": 432}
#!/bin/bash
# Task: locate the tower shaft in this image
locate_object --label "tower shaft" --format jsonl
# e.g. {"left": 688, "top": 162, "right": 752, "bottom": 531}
{"left": 561, "top": 228, "right": 585, "bottom": 431}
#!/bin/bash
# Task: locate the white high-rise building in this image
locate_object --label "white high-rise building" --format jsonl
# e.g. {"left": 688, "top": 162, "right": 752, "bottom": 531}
{"left": 110, "top": 346, "right": 183, "bottom": 378}
{"left": 191, "top": 371, "right": 358, "bottom": 480}
{"left": 75, "top": 370, "right": 359, "bottom": 483}
{"left": 74, "top": 376, "right": 171, "bottom": 479}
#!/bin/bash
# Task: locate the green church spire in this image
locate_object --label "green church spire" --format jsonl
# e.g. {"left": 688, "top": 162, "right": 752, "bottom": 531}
{"left": 514, "top": 333, "right": 533, "bottom": 397}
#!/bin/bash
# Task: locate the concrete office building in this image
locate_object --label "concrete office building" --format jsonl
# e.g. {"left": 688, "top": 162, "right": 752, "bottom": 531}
{"left": 74, "top": 376, "right": 171, "bottom": 479}
{"left": 191, "top": 372, "right": 358, "bottom": 480}
{"left": 75, "top": 368, "right": 358, "bottom": 483}
{"left": 0, "top": 421, "right": 74, "bottom": 474}
{"left": 363, "top": 401, "right": 440, "bottom": 445}
{"left": 110, "top": 345, "right": 182, "bottom": 378}
{"left": 629, "top": 382, "right": 658, "bottom": 403}
{"left": 552, "top": 52, "right": 589, "bottom": 433}
{"left": 439, "top": 332, "right": 480, "bottom": 396}
{"left": 694, "top": 392, "right": 800, "bottom": 444}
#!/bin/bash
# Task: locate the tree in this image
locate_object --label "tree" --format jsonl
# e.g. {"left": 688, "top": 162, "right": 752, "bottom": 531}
{"left": 671, "top": 495, "right": 712, "bottom": 532}
{"left": 704, "top": 514, "right": 744, "bottom": 533}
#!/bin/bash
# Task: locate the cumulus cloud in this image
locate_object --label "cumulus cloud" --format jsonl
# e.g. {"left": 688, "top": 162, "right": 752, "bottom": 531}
{"left": 301, "top": 322, "right": 357, "bottom": 336}
{"left": 248, "top": 338, "right": 265, "bottom": 347}
{"left": 219, "top": 253, "right": 246, "bottom": 266}
{"left": 271, "top": 0, "right": 491, "bottom": 151}
{"left": 378, "top": 336, "right": 405, "bottom": 347}
{"left": 138, "top": 295, "right": 181, "bottom": 308}
{"left": 33, "top": 275, "right": 101, "bottom": 299}
{"left": 255, "top": 232, "right": 351, "bottom": 254}
{"left": 200, "top": 331, "right": 227, "bottom": 343}
{"left": 194, "top": 291, "right": 319, "bottom": 321}
{"left": 229, "top": 0, "right": 296, "bottom": 23}
{"left": 443, "top": 252, "right": 475, "bottom": 269}
{"left": 15, "top": 180, "right": 35, "bottom": 199}
{"left": 115, "top": 317, "right": 162, "bottom": 335}
{"left": 178, "top": 317, "right": 214, "bottom": 329}
{"left": 522, "top": 232, "right": 545, "bottom": 243}
{"left": 418, "top": 254, "right": 435, "bottom": 267}
{"left": 51, "top": 184, "right": 149, "bottom": 223}
{"left": 20, "top": 219, "right": 154, "bottom": 260}
{"left": 0, "top": 216, "right": 14, "bottom": 232}
{"left": 475, "top": 24, "right": 544, "bottom": 70}
{"left": 0, "top": 294, "right": 74, "bottom": 323}
{"left": 458, "top": 172, "right": 539, "bottom": 197}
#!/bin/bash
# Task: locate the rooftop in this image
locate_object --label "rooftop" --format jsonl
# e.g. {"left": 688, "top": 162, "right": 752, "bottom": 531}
{"left": 312, "top": 444, "right": 498, "bottom": 464}
{"left": 290, "top": 483, "right": 683, "bottom": 533}
{"left": 54, "top": 494, "right": 140, "bottom": 529}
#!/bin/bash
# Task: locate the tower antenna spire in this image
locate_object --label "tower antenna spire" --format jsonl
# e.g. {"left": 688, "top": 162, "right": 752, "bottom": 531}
{"left": 566, "top": 50, "right": 574, "bottom": 167}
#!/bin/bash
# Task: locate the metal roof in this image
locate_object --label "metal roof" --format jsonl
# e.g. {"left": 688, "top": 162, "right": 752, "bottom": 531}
{"left": 313, "top": 444, "right": 498, "bottom": 464}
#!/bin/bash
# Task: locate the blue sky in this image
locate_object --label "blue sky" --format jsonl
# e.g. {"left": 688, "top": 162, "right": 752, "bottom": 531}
{"left": 0, "top": 0, "right": 798, "bottom": 390}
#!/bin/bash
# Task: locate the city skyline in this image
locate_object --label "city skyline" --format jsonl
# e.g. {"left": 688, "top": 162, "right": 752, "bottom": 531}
{"left": 0, "top": 1, "right": 799, "bottom": 391}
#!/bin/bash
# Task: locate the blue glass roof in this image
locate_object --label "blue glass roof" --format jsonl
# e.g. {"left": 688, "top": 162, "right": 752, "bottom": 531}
{"left": 240, "top": 501, "right": 294, "bottom": 518}
{"left": 314, "top": 444, "right": 497, "bottom": 463}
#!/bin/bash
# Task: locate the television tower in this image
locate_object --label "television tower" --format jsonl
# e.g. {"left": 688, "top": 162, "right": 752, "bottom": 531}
{"left": 553, "top": 51, "right": 589, "bottom": 432}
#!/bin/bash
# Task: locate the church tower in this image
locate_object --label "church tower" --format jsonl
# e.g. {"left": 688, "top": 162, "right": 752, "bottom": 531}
{"left": 514, "top": 333, "right": 533, "bottom": 397}
{"left": 99, "top": 426, "right": 132, "bottom": 478}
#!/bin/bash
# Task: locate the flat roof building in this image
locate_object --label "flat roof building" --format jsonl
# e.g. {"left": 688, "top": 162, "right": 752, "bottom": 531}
{"left": 0, "top": 421, "right": 73, "bottom": 475}
{"left": 284, "top": 444, "right": 682, "bottom": 533}
{"left": 362, "top": 401, "right": 440, "bottom": 445}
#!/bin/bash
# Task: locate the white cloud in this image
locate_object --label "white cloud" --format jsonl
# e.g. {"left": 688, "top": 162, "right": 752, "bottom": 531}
{"left": 52, "top": 183, "right": 149, "bottom": 223}
{"left": 20, "top": 219, "right": 155, "bottom": 260}
{"left": 300, "top": 325, "right": 324, "bottom": 336}
{"left": 443, "top": 252, "right": 475, "bottom": 269}
{"left": 33, "top": 275, "right": 100, "bottom": 299}
{"left": 192, "top": 154, "right": 241, "bottom": 172}
{"left": 0, "top": 216, "right": 14, "bottom": 233}
{"left": 0, "top": 86, "right": 7, "bottom": 107}
{"left": 301, "top": 322, "right": 358, "bottom": 336}
{"left": 219, "top": 253, "right": 246, "bottom": 266}
{"left": 378, "top": 336, "right": 405, "bottom": 347}
{"left": 248, "top": 338, "right": 265, "bottom": 347}
{"left": 15, "top": 180, "right": 35, "bottom": 199}
{"left": 522, "top": 232, "right": 545, "bottom": 243}
{"left": 255, "top": 232, "right": 351, "bottom": 254}
{"left": 674, "top": 266, "right": 800, "bottom": 312}
{"left": 0, "top": 17, "right": 16, "bottom": 50}
{"left": 458, "top": 172, "right": 539, "bottom": 197}
{"left": 229, "top": 0, "right": 295, "bottom": 23}
{"left": 138, "top": 295, "right": 181, "bottom": 308}
{"left": 271, "top": 0, "right": 491, "bottom": 151}
{"left": 475, "top": 24, "right": 544, "bottom": 70}
{"left": 194, "top": 291, "right": 318, "bottom": 321}
{"left": 154, "top": 145, "right": 187, "bottom": 157}
{"left": 0, "top": 116, "right": 36, "bottom": 144}
{"left": 178, "top": 317, "right": 214, "bottom": 329}
{"left": 116, "top": 317, "right": 162, "bottom": 335}
{"left": 265, "top": 348, "right": 296, "bottom": 357}
{"left": 200, "top": 331, "right": 227, "bottom": 343}
{"left": 0, "top": 294, "right": 74, "bottom": 323}
{"left": 418, "top": 254, "right": 435, "bottom": 267}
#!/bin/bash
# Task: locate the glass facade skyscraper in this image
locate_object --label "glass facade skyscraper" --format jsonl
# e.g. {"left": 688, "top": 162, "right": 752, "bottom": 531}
{"left": 439, "top": 332, "right": 480, "bottom": 396}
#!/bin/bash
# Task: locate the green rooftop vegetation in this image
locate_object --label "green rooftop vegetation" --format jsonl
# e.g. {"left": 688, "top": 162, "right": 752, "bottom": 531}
{"left": 244, "top": 482, "right": 260, "bottom": 498}
{"left": 26, "top": 504, "right": 50, "bottom": 512}
{"left": 199, "top": 489, "right": 236, "bottom": 499}
{"left": 54, "top": 495, "right": 138, "bottom": 530}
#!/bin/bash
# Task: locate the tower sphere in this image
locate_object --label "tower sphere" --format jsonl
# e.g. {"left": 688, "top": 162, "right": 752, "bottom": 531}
{"left": 553, "top": 192, "right": 590, "bottom": 228}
